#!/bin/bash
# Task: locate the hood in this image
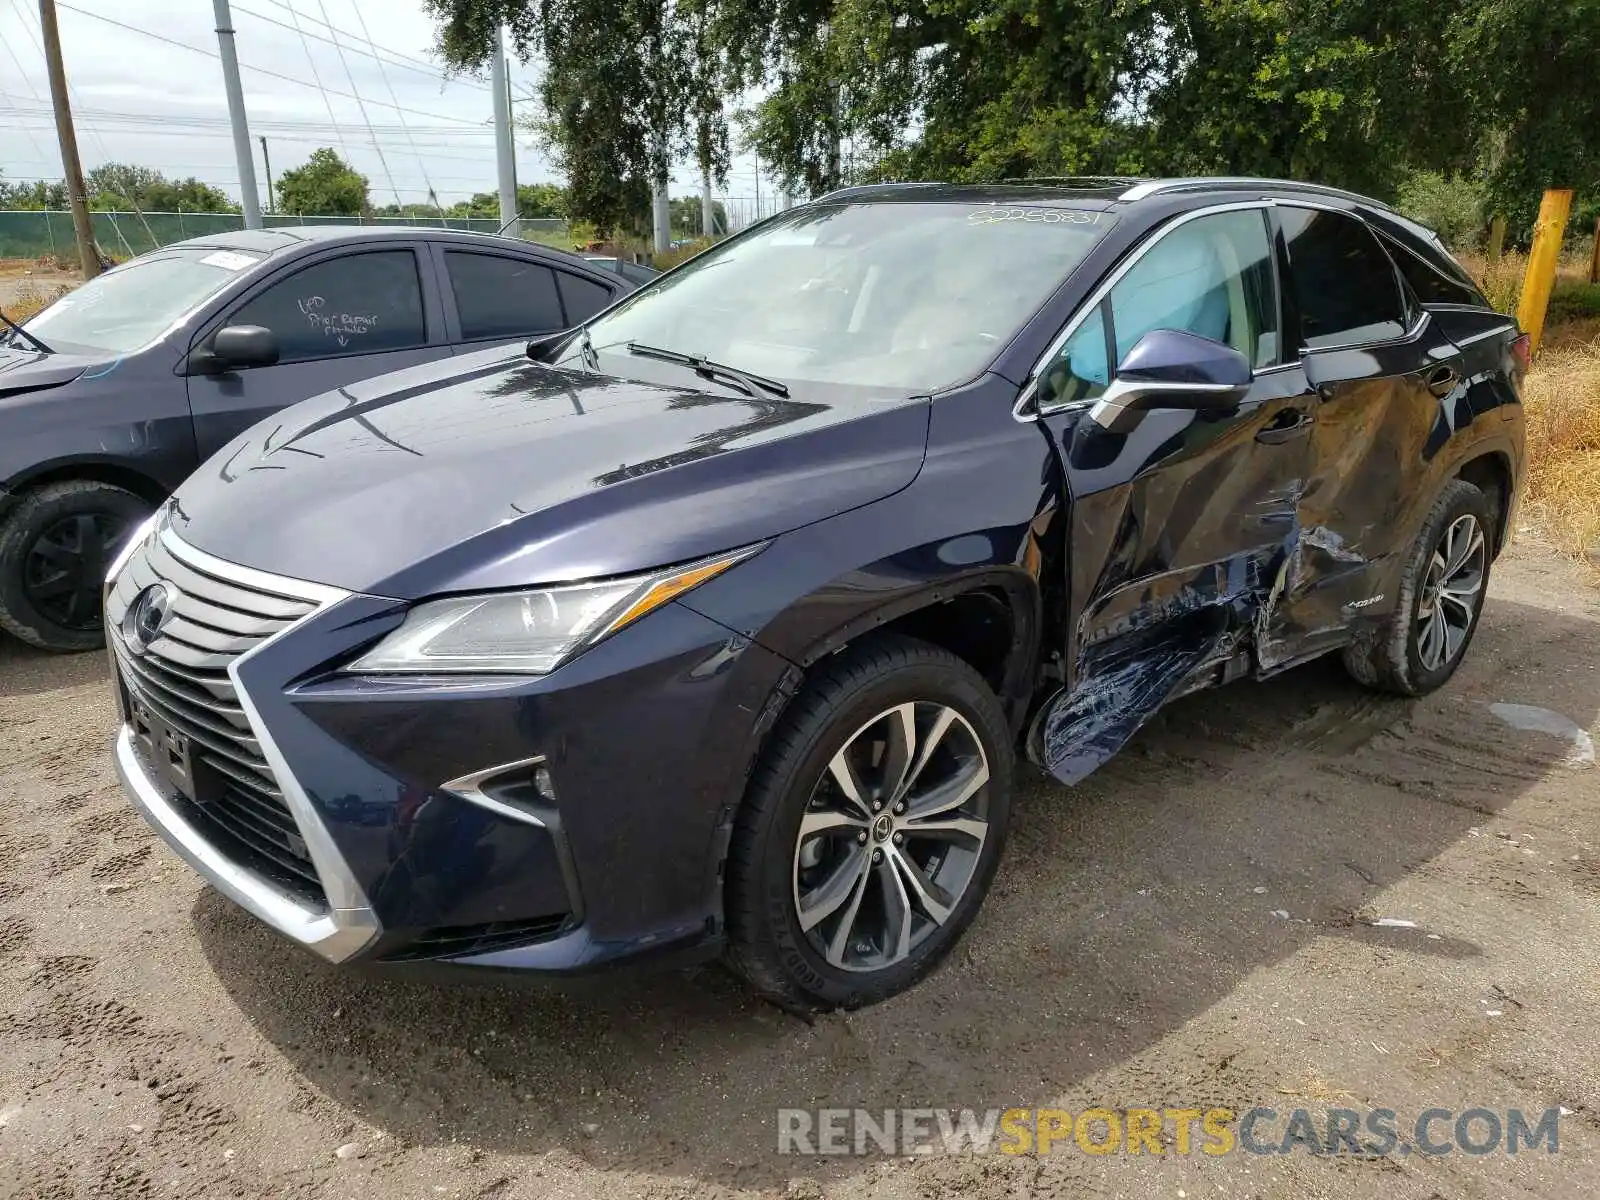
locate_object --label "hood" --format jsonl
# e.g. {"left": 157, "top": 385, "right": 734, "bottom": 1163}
{"left": 0, "top": 347, "right": 99, "bottom": 398}
{"left": 171, "top": 353, "right": 930, "bottom": 597}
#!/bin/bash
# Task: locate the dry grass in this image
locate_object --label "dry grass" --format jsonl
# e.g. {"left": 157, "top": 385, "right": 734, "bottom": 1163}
{"left": 6, "top": 277, "right": 71, "bottom": 322}
{"left": 1522, "top": 339, "right": 1600, "bottom": 569}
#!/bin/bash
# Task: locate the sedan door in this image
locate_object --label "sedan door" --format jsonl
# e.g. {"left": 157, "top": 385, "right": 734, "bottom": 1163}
{"left": 430, "top": 245, "right": 621, "bottom": 354}
{"left": 1029, "top": 204, "right": 1317, "bottom": 782}
{"left": 185, "top": 243, "right": 451, "bottom": 459}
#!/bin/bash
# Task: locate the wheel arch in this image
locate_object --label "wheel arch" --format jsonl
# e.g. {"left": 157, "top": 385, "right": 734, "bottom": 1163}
{"left": 1454, "top": 449, "right": 1514, "bottom": 555}
{"left": 781, "top": 568, "right": 1043, "bottom": 734}
{"left": 2, "top": 458, "right": 170, "bottom": 515}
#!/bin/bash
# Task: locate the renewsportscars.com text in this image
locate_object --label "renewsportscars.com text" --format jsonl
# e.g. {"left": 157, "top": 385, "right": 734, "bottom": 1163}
{"left": 777, "top": 1106, "right": 1561, "bottom": 1157}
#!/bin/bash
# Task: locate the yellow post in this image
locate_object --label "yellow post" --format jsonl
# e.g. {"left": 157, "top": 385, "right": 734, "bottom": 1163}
{"left": 1516, "top": 189, "right": 1574, "bottom": 353}
{"left": 1487, "top": 214, "right": 1506, "bottom": 261}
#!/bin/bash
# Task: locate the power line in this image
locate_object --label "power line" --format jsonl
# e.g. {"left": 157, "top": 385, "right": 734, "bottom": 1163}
{"left": 229, "top": 0, "right": 488, "bottom": 90}
{"left": 253, "top": 0, "right": 470, "bottom": 79}
{"left": 348, "top": 0, "right": 443, "bottom": 216}
{"left": 306, "top": 0, "right": 402, "bottom": 206}
{"left": 275, "top": 0, "right": 356, "bottom": 173}
{"left": 51, "top": 3, "right": 485, "bottom": 127}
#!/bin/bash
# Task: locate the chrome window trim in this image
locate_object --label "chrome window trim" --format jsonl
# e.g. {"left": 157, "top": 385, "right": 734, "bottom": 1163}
{"left": 109, "top": 523, "right": 380, "bottom": 963}
{"left": 1272, "top": 200, "right": 1428, "bottom": 353}
{"left": 1014, "top": 200, "right": 1275, "bottom": 422}
{"left": 1450, "top": 322, "right": 1518, "bottom": 347}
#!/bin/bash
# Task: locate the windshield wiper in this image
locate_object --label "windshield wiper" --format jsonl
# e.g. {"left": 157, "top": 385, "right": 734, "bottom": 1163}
{"left": 0, "top": 308, "right": 52, "bottom": 355}
{"left": 625, "top": 342, "right": 789, "bottom": 398}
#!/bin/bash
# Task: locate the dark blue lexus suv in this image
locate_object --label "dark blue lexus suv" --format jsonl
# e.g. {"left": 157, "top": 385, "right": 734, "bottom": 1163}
{"left": 106, "top": 179, "right": 1525, "bottom": 1009}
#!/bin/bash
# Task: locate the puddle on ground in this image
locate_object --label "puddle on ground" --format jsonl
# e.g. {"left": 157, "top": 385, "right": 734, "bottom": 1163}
{"left": 1489, "top": 702, "right": 1596, "bottom": 767}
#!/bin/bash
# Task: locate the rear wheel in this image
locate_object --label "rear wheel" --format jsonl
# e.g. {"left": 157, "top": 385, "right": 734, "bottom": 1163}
{"left": 725, "top": 635, "right": 1012, "bottom": 1011}
{"left": 1343, "top": 478, "right": 1491, "bottom": 696}
{"left": 0, "top": 480, "right": 150, "bottom": 652}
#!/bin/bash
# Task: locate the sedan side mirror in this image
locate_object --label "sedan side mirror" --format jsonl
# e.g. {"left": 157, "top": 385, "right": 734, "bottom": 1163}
{"left": 188, "top": 324, "right": 280, "bottom": 375}
{"left": 1088, "top": 328, "right": 1251, "bottom": 433}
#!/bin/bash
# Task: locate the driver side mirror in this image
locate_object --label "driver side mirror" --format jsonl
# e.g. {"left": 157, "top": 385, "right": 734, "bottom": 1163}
{"left": 187, "top": 324, "right": 279, "bottom": 375}
{"left": 1088, "top": 328, "right": 1251, "bottom": 434}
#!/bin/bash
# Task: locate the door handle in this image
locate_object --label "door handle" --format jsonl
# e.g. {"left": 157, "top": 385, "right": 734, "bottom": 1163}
{"left": 1255, "top": 409, "right": 1314, "bottom": 445}
{"left": 1427, "top": 365, "right": 1462, "bottom": 398}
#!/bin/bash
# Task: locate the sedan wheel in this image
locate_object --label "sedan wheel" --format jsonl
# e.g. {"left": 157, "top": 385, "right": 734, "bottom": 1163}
{"left": 24, "top": 511, "right": 130, "bottom": 633}
{"left": 792, "top": 702, "right": 991, "bottom": 974}
{"left": 0, "top": 480, "right": 150, "bottom": 652}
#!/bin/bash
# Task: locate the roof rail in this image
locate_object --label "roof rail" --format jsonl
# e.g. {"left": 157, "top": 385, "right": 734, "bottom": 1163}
{"left": 1119, "top": 176, "right": 1393, "bottom": 211}
{"left": 994, "top": 175, "right": 1149, "bottom": 189}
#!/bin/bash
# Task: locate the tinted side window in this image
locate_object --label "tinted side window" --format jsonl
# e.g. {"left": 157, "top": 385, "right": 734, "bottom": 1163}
{"left": 230, "top": 250, "right": 426, "bottom": 363}
{"left": 557, "top": 271, "right": 613, "bottom": 324}
{"left": 1279, "top": 208, "right": 1407, "bottom": 348}
{"left": 1109, "top": 209, "right": 1280, "bottom": 368}
{"left": 1040, "top": 302, "right": 1110, "bottom": 406}
{"left": 1381, "top": 235, "right": 1490, "bottom": 308}
{"left": 444, "top": 251, "right": 564, "bottom": 339}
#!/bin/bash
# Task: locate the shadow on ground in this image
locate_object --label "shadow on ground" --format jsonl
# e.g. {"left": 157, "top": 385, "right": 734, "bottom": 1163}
{"left": 193, "top": 595, "right": 1600, "bottom": 1189}
{"left": 0, "top": 636, "right": 107, "bottom": 699}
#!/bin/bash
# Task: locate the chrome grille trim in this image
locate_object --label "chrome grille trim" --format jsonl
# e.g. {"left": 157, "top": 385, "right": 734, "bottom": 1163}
{"left": 107, "top": 517, "right": 380, "bottom": 963}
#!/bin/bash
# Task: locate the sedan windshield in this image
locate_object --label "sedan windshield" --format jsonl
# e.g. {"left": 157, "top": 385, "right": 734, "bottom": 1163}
{"left": 568, "top": 201, "right": 1116, "bottom": 393}
{"left": 20, "top": 247, "right": 261, "bottom": 354}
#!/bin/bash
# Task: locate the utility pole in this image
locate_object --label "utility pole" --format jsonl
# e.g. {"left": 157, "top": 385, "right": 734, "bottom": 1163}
{"left": 213, "top": 0, "right": 261, "bottom": 228}
{"left": 259, "top": 136, "right": 273, "bottom": 214}
{"left": 1516, "top": 188, "right": 1574, "bottom": 355}
{"left": 700, "top": 163, "right": 714, "bottom": 239}
{"left": 38, "top": 0, "right": 99, "bottom": 279}
{"left": 490, "top": 28, "right": 518, "bottom": 236}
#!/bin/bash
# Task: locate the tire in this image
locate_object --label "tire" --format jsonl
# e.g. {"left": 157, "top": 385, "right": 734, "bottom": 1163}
{"left": 0, "top": 480, "right": 150, "bottom": 653}
{"left": 1343, "top": 478, "right": 1492, "bottom": 696}
{"left": 725, "top": 634, "right": 1013, "bottom": 1011}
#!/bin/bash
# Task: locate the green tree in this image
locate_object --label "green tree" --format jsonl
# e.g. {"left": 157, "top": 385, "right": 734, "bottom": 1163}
{"left": 424, "top": 0, "right": 726, "bottom": 236}
{"left": 0, "top": 176, "right": 69, "bottom": 209}
{"left": 85, "top": 162, "right": 238, "bottom": 213}
{"left": 275, "top": 148, "right": 370, "bottom": 216}
{"left": 1449, "top": 0, "right": 1600, "bottom": 236}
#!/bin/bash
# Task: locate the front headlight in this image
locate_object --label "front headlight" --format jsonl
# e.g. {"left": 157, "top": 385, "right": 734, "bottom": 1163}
{"left": 346, "top": 544, "right": 762, "bottom": 675}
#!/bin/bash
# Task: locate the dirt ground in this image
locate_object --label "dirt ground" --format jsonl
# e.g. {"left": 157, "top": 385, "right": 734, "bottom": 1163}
{"left": 1, "top": 540, "right": 1598, "bottom": 1199}
{"left": 0, "top": 263, "right": 79, "bottom": 315}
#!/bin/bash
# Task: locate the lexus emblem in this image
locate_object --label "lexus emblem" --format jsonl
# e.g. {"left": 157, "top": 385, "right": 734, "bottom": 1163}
{"left": 125, "top": 583, "right": 177, "bottom": 653}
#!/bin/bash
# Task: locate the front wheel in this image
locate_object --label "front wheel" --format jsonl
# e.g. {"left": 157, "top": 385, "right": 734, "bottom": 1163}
{"left": 1343, "top": 478, "right": 1492, "bottom": 696}
{"left": 0, "top": 480, "right": 150, "bottom": 652}
{"left": 725, "top": 635, "right": 1012, "bottom": 1011}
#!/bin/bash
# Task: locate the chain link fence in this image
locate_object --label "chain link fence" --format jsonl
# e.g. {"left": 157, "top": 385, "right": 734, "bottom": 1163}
{"left": 0, "top": 211, "right": 568, "bottom": 260}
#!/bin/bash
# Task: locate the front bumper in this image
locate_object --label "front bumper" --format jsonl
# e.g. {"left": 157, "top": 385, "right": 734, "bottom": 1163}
{"left": 107, "top": 522, "right": 793, "bottom": 972}
{"left": 114, "top": 725, "right": 376, "bottom": 961}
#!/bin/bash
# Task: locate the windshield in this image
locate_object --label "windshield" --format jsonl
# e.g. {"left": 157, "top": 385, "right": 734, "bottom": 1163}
{"left": 19, "top": 247, "right": 261, "bottom": 354}
{"left": 565, "top": 201, "right": 1115, "bottom": 393}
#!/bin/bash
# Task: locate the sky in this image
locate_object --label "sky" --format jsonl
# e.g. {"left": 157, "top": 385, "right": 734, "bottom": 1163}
{"left": 0, "top": 0, "right": 772, "bottom": 214}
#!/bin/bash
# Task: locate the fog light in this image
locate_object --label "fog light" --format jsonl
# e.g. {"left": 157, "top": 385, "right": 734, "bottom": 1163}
{"left": 442, "top": 756, "right": 557, "bottom": 828}
{"left": 532, "top": 762, "right": 556, "bottom": 805}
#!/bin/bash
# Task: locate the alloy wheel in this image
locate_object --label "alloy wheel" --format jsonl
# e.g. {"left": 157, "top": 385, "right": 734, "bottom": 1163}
{"left": 1416, "top": 513, "right": 1485, "bottom": 672}
{"left": 791, "top": 702, "right": 991, "bottom": 974}
{"left": 23, "top": 512, "right": 128, "bottom": 632}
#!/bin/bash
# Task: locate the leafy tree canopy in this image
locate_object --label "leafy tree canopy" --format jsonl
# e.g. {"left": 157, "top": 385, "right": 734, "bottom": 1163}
{"left": 85, "top": 163, "right": 239, "bottom": 213}
{"left": 275, "top": 148, "right": 370, "bottom": 217}
{"left": 428, "top": 0, "right": 1599, "bottom": 243}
